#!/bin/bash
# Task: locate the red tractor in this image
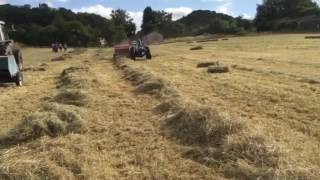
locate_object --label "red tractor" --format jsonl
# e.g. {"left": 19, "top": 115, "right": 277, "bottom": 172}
{"left": 113, "top": 39, "right": 152, "bottom": 61}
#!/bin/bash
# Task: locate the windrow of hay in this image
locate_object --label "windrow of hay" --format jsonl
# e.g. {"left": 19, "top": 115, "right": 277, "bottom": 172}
{"left": 0, "top": 103, "right": 86, "bottom": 147}
{"left": 114, "top": 58, "right": 281, "bottom": 179}
{"left": 57, "top": 66, "right": 100, "bottom": 90}
{"left": 115, "top": 60, "right": 178, "bottom": 98}
{"left": 197, "top": 61, "right": 219, "bottom": 68}
{"left": 0, "top": 64, "right": 98, "bottom": 179}
{"left": 207, "top": 65, "right": 230, "bottom": 73}
{"left": 24, "top": 66, "right": 46, "bottom": 72}
{"left": 54, "top": 65, "right": 101, "bottom": 107}
{"left": 0, "top": 135, "right": 89, "bottom": 180}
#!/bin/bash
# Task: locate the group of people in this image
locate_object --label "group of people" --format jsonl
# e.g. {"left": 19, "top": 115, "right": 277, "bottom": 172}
{"left": 52, "top": 42, "right": 68, "bottom": 53}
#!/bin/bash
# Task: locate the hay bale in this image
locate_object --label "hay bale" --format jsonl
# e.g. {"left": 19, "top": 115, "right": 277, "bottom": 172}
{"left": 54, "top": 89, "right": 89, "bottom": 107}
{"left": 51, "top": 56, "right": 65, "bottom": 61}
{"left": 190, "top": 46, "right": 203, "bottom": 50}
{"left": 305, "top": 36, "right": 320, "bottom": 39}
{"left": 208, "top": 65, "right": 229, "bottom": 73}
{"left": 222, "top": 38, "right": 229, "bottom": 41}
{"left": 197, "top": 61, "right": 219, "bottom": 68}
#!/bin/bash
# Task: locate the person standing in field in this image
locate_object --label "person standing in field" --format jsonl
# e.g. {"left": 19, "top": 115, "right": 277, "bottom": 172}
{"left": 63, "top": 43, "right": 68, "bottom": 51}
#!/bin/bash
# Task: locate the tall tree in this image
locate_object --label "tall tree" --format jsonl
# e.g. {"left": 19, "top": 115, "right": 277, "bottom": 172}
{"left": 141, "top": 6, "right": 156, "bottom": 35}
{"left": 111, "top": 9, "right": 136, "bottom": 38}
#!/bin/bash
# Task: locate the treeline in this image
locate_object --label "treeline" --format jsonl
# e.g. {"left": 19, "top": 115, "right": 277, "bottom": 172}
{"left": 0, "top": 4, "right": 135, "bottom": 46}
{"left": 140, "top": 7, "right": 254, "bottom": 38}
{"left": 255, "top": 0, "right": 320, "bottom": 31}
{"left": 1, "top": 1, "right": 320, "bottom": 46}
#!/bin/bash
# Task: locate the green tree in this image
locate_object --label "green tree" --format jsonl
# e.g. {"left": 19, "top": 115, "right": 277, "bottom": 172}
{"left": 255, "top": 0, "right": 320, "bottom": 31}
{"left": 111, "top": 9, "right": 136, "bottom": 38}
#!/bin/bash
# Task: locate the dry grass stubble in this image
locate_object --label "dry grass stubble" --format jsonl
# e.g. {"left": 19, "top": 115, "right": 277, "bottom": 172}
{"left": 115, "top": 58, "right": 281, "bottom": 179}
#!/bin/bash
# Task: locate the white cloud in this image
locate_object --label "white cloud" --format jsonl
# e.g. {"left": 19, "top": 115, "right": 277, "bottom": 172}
{"left": 73, "top": 4, "right": 113, "bottom": 19}
{"left": 164, "top": 7, "right": 193, "bottom": 20}
{"left": 242, "top": 13, "right": 253, "bottom": 19}
{"left": 39, "top": 0, "right": 68, "bottom": 7}
{"left": 0, "top": 0, "right": 7, "bottom": 5}
{"left": 73, "top": 4, "right": 143, "bottom": 30}
{"left": 128, "top": 11, "right": 143, "bottom": 30}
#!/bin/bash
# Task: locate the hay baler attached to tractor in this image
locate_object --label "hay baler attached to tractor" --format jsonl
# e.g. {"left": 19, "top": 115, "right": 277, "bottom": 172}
{"left": 113, "top": 39, "right": 152, "bottom": 61}
{"left": 0, "top": 21, "right": 23, "bottom": 86}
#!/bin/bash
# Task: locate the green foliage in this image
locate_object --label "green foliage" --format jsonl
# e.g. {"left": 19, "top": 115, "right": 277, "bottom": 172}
{"left": 255, "top": 0, "right": 320, "bottom": 31}
{"left": 0, "top": 4, "right": 135, "bottom": 46}
{"left": 178, "top": 10, "right": 254, "bottom": 36}
{"left": 141, "top": 8, "right": 254, "bottom": 38}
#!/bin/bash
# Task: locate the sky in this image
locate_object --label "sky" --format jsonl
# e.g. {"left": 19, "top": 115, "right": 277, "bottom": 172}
{"left": 0, "top": 0, "right": 265, "bottom": 28}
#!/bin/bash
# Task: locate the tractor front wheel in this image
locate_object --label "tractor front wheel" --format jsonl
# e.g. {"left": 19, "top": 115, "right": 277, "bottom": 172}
{"left": 145, "top": 47, "right": 152, "bottom": 60}
{"left": 13, "top": 49, "right": 23, "bottom": 71}
{"left": 15, "top": 72, "right": 23, "bottom": 87}
{"left": 130, "top": 47, "right": 136, "bottom": 61}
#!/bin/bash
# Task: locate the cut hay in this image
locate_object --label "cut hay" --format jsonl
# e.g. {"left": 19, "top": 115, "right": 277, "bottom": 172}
{"left": 0, "top": 144, "right": 86, "bottom": 180}
{"left": 40, "top": 63, "right": 48, "bottom": 67}
{"left": 70, "top": 48, "right": 87, "bottom": 55}
{"left": 208, "top": 65, "right": 229, "bottom": 73}
{"left": 162, "top": 101, "right": 242, "bottom": 145}
{"left": 51, "top": 56, "right": 65, "bottom": 61}
{"left": 116, "top": 60, "right": 178, "bottom": 98}
{"left": 231, "top": 64, "right": 254, "bottom": 72}
{"left": 54, "top": 89, "right": 89, "bottom": 107}
{"left": 0, "top": 103, "right": 86, "bottom": 146}
{"left": 190, "top": 46, "right": 203, "bottom": 50}
{"left": 116, "top": 55, "right": 281, "bottom": 180}
{"left": 300, "top": 78, "right": 320, "bottom": 85}
{"left": 197, "top": 61, "right": 219, "bottom": 68}
{"left": 57, "top": 66, "right": 100, "bottom": 90}
{"left": 222, "top": 38, "right": 229, "bottom": 41}
{"left": 24, "top": 66, "right": 46, "bottom": 72}
{"left": 197, "top": 39, "right": 219, "bottom": 43}
{"left": 305, "top": 36, "right": 320, "bottom": 39}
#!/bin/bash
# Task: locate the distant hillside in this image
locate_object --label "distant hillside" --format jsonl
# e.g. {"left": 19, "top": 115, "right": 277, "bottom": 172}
{"left": 177, "top": 10, "right": 254, "bottom": 36}
{"left": 140, "top": 7, "right": 255, "bottom": 38}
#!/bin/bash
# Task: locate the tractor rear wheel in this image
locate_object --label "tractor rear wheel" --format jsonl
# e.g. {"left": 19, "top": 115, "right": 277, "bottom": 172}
{"left": 15, "top": 72, "right": 23, "bottom": 86}
{"left": 145, "top": 47, "right": 152, "bottom": 59}
{"left": 130, "top": 47, "right": 136, "bottom": 61}
{"left": 13, "top": 48, "right": 23, "bottom": 71}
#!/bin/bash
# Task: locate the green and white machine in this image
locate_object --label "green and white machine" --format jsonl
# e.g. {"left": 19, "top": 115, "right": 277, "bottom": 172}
{"left": 0, "top": 21, "right": 23, "bottom": 86}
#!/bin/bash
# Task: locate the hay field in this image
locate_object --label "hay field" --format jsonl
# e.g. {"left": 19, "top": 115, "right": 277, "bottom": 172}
{"left": 0, "top": 34, "right": 319, "bottom": 179}
{"left": 124, "top": 34, "right": 320, "bottom": 179}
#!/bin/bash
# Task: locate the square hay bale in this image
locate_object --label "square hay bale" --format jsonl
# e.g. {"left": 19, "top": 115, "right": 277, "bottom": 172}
{"left": 197, "top": 61, "right": 219, "bottom": 68}
{"left": 208, "top": 65, "right": 229, "bottom": 73}
{"left": 305, "top": 36, "right": 320, "bottom": 39}
{"left": 190, "top": 46, "right": 203, "bottom": 51}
